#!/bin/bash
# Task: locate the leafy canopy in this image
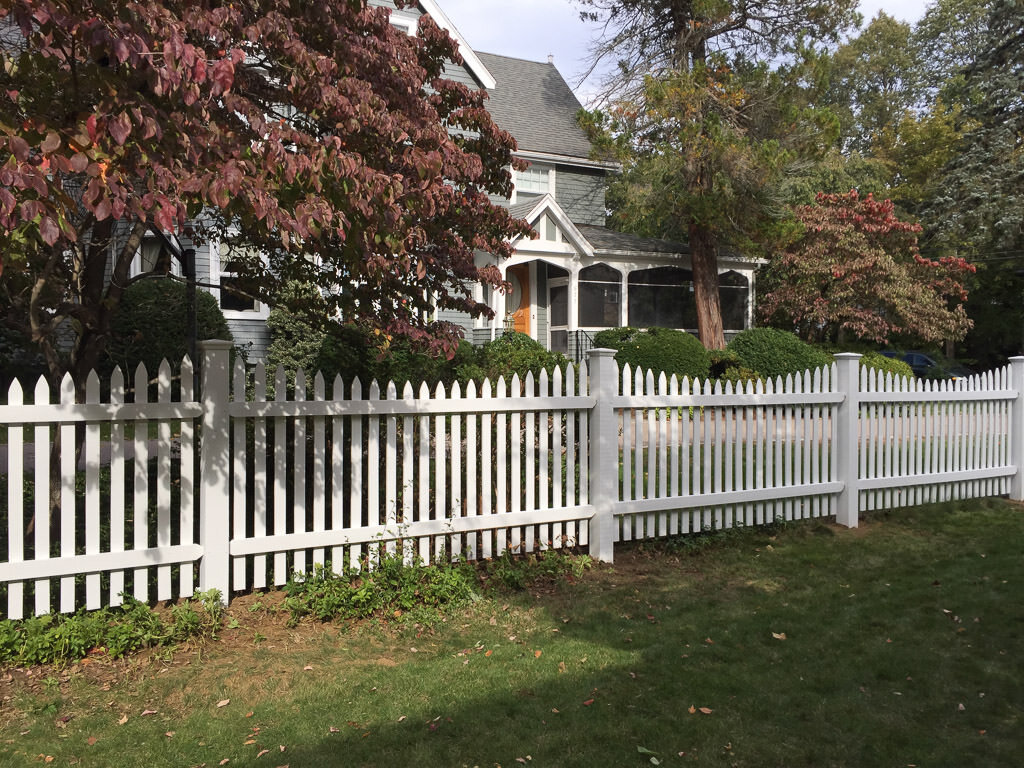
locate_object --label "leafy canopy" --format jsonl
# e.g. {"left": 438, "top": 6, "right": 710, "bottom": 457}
{"left": 759, "top": 190, "right": 974, "bottom": 345}
{"left": 0, "top": 0, "right": 529, "bottom": 387}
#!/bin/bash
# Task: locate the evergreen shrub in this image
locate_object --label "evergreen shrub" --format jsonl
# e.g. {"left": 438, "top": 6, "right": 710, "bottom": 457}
{"left": 104, "top": 278, "right": 233, "bottom": 379}
{"left": 727, "top": 327, "right": 832, "bottom": 379}
{"left": 593, "top": 326, "right": 710, "bottom": 381}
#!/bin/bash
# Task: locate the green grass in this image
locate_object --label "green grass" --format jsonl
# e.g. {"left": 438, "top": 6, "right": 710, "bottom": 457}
{"left": 3, "top": 498, "right": 1024, "bottom": 767}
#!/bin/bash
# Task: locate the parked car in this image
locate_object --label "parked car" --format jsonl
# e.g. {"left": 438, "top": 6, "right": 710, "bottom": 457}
{"left": 878, "top": 350, "right": 975, "bottom": 380}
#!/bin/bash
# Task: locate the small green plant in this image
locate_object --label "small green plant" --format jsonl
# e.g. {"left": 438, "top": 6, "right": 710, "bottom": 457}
{"left": 594, "top": 326, "right": 710, "bottom": 382}
{"left": 485, "top": 550, "right": 593, "bottom": 591}
{"left": 0, "top": 592, "right": 224, "bottom": 667}
{"left": 283, "top": 556, "right": 477, "bottom": 626}
{"left": 727, "top": 327, "right": 832, "bottom": 379}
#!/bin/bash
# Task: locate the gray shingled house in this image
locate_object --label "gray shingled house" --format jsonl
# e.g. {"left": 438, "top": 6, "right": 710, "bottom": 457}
{"left": 152, "top": 0, "right": 757, "bottom": 361}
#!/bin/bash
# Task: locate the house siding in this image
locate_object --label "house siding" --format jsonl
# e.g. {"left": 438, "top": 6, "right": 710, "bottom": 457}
{"left": 556, "top": 166, "right": 606, "bottom": 226}
{"left": 227, "top": 318, "right": 271, "bottom": 362}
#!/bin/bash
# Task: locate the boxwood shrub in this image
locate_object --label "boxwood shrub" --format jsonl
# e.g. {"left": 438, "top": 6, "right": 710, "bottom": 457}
{"left": 727, "top": 328, "right": 832, "bottom": 379}
{"left": 860, "top": 350, "right": 914, "bottom": 380}
{"left": 104, "top": 277, "right": 233, "bottom": 379}
{"left": 593, "top": 326, "right": 710, "bottom": 381}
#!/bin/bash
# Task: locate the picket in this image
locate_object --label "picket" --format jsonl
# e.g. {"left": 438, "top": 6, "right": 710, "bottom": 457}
{"left": 2, "top": 348, "right": 1022, "bottom": 618}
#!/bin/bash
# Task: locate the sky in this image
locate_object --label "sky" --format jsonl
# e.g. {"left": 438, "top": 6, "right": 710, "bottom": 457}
{"left": 439, "top": 0, "right": 933, "bottom": 103}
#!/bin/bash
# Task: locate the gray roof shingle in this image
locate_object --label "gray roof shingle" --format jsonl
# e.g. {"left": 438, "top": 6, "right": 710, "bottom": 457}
{"left": 576, "top": 224, "right": 689, "bottom": 255}
{"left": 477, "top": 52, "right": 594, "bottom": 160}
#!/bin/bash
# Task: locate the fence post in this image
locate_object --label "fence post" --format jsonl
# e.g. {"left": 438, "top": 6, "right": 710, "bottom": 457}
{"left": 1009, "top": 357, "right": 1024, "bottom": 501}
{"left": 199, "top": 339, "right": 234, "bottom": 600}
{"left": 833, "top": 353, "right": 861, "bottom": 528}
{"left": 587, "top": 348, "right": 618, "bottom": 562}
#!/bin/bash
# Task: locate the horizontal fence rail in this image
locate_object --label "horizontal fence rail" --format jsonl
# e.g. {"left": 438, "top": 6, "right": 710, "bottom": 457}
{"left": 2, "top": 344, "right": 1022, "bottom": 618}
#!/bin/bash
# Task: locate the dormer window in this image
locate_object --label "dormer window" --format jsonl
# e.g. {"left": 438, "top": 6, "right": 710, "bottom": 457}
{"left": 513, "top": 163, "right": 554, "bottom": 202}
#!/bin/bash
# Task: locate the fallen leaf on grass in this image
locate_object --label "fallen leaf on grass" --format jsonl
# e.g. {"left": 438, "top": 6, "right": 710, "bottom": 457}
{"left": 257, "top": 749, "right": 270, "bottom": 758}
{"left": 244, "top": 739, "right": 256, "bottom": 745}
{"left": 329, "top": 727, "right": 340, "bottom": 733}
{"left": 217, "top": 699, "right": 231, "bottom": 708}
{"left": 117, "top": 715, "right": 128, "bottom": 726}
{"left": 141, "top": 709, "right": 158, "bottom": 717}
{"left": 485, "top": 650, "right": 493, "bottom": 657}
{"left": 699, "top": 707, "right": 713, "bottom": 715}
{"left": 772, "top": 632, "right": 787, "bottom": 640}
{"left": 582, "top": 699, "right": 594, "bottom": 706}
{"left": 246, "top": 712, "right": 254, "bottom": 718}
{"left": 397, "top": 716, "right": 407, "bottom": 722}
{"left": 558, "top": 662, "right": 566, "bottom": 674}
{"left": 219, "top": 760, "right": 230, "bottom": 766}
{"left": 86, "top": 737, "right": 98, "bottom": 746}
{"left": 165, "top": 732, "right": 175, "bottom": 738}
{"left": 534, "top": 650, "right": 542, "bottom": 658}
{"left": 303, "top": 665, "right": 313, "bottom": 671}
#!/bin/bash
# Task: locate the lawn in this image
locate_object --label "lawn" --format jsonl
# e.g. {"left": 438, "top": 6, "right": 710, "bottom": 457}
{"left": 2, "top": 498, "right": 1023, "bottom": 767}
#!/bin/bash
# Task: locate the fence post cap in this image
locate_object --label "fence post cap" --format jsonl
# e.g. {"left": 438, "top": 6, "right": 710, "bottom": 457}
{"left": 832, "top": 352, "right": 863, "bottom": 360}
{"left": 587, "top": 347, "right": 617, "bottom": 358}
{"left": 199, "top": 339, "right": 235, "bottom": 351}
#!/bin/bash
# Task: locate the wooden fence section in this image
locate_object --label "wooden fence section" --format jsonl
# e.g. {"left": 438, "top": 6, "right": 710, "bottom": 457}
{"left": 222, "top": 361, "right": 593, "bottom": 593}
{"left": 2, "top": 344, "right": 1024, "bottom": 619}
{"left": 608, "top": 364, "right": 843, "bottom": 543}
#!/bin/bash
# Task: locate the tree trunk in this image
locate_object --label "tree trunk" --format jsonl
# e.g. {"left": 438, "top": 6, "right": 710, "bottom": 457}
{"left": 689, "top": 223, "right": 725, "bottom": 350}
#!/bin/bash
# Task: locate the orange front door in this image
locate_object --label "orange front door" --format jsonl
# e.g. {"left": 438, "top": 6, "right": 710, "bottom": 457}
{"left": 506, "top": 264, "right": 530, "bottom": 336}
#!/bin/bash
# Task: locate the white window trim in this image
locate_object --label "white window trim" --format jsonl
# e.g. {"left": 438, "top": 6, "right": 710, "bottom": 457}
{"left": 210, "top": 239, "right": 270, "bottom": 321}
{"left": 511, "top": 163, "right": 555, "bottom": 204}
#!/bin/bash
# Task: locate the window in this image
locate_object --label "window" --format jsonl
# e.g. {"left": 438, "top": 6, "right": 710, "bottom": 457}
{"left": 719, "top": 271, "right": 749, "bottom": 331}
{"left": 514, "top": 163, "right": 553, "bottom": 201}
{"left": 215, "top": 242, "right": 266, "bottom": 316}
{"left": 628, "top": 267, "right": 697, "bottom": 329}
{"left": 578, "top": 264, "right": 621, "bottom": 328}
{"left": 219, "top": 261, "right": 255, "bottom": 312}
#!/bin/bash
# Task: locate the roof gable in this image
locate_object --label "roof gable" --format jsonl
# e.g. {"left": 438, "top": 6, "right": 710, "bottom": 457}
{"left": 476, "top": 52, "right": 595, "bottom": 161}
{"left": 510, "top": 195, "right": 594, "bottom": 258}
{"left": 416, "top": 0, "right": 496, "bottom": 89}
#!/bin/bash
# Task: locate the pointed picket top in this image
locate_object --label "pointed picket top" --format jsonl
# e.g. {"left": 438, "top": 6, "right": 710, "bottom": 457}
{"left": 132, "top": 362, "right": 148, "bottom": 403}
{"left": 523, "top": 371, "right": 534, "bottom": 396}
{"left": 84, "top": 369, "right": 100, "bottom": 403}
{"left": 539, "top": 367, "right": 549, "bottom": 396}
{"left": 552, "top": 365, "right": 562, "bottom": 396}
{"left": 433, "top": 380, "right": 446, "bottom": 400}
{"left": 181, "top": 356, "right": 195, "bottom": 401}
{"left": 565, "top": 365, "right": 574, "bottom": 396}
{"left": 386, "top": 380, "right": 397, "bottom": 400}
{"left": 314, "top": 371, "right": 325, "bottom": 400}
{"left": 274, "top": 366, "right": 288, "bottom": 401}
{"left": 712, "top": 378, "right": 723, "bottom": 396}
{"left": 482, "top": 377, "right": 493, "bottom": 398}
{"left": 634, "top": 365, "right": 644, "bottom": 396}
{"left": 578, "top": 362, "right": 587, "bottom": 397}
{"left": 34, "top": 374, "right": 49, "bottom": 406}
{"left": 497, "top": 375, "right": 507, "bottom": 398}
{"left": 657, "top": 370, "right": 667, "bottom": 395}
{"left": 510, "top": 373, "right": 521, "bottom": 395}
{"left": 451, "top": 380, "right": 462, "bottom": 399}
{"left": 233, "top": 362, "right": 247, "bottom": 403}
{"left": 402, "top": 380, "right": 414, "bottom": 400}
{"left": 328, "top": 374, "right": 341, "bottom": 400}
{"left": 466, "top": 378, "right": 477, "bottom": 399}
{"left": 347, "top": 376, "right": 360, "bottom": 400}
{"left": 295, "top": 369, "right": 307, "bottom": 401}
{"left": 252, "top": 362, "right": 266, "bottom": 400}
{"left": 7, "top": 376, "right": 23, "bottom": 406}
{"left": 621, "top": 362, "right": 632, "bottom": 395}
{"left": 158, "top": 359, "right": 172, "bottom": 401}
{"left": 418, "top": 380, "right": 430, "bottom": 399}
{"left": 232, "top": 355, "right": 245, "bottom": 381}
{"left": 366, "top": 378, "right": 379, "bottom": 400}
{"left": 782, "top": 373, "right": 792, "bottom": 394}
{"left": 59, "top": 371, "right": 75, "bottom": 406}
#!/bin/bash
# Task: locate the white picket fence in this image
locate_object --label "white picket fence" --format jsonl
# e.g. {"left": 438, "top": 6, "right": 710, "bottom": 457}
{"left": 1, "top": 343, "right": 1022, "bottom": 619}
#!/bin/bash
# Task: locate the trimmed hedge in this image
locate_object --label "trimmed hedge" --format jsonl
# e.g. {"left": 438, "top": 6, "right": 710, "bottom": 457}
{"left": 860, "top": 351, "right": 914, "bottom": 380}
{"left": 104, "top": 278, "right": 233, "bottom": 378}
{"left": 727, "top": 328, "right": 832, "bottom": 379}
{"left": 593, "top": 326, "right": 710, "bottom": 381}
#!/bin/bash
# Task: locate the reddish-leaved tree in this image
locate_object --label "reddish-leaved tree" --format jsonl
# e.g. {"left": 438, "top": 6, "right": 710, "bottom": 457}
{"left": 0, "top": 0, "right": 529, "bottom": 391}
{"left": 759, "top": 190, "right": 974, "bottom": 345}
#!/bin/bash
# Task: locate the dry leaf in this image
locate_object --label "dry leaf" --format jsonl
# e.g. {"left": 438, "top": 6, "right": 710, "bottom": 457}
{"left": 772, "top": 632, "right": 787, "bottom": 640}
{"left": 165, "top": 732, "right": 175, "bottom": 738}
{"left": 217, "top": 699, "right": 231, "bottom": 708}
{"left": 280, "top": 745, "right": 286, "bottom": 752}
{"left": 688, "top": 706, "right": 696, "bottom": 714}
{"left": 303, "top": 665, "right": 313, "bottom": 671}
{"left": 257, "top": 749, "right": 270, "bottom": 758}
{"left": 246, "top": 712, "right": 254, "bottom": 718}
{"left": 699, "top": 707, "right": 713, "bottom": 715}
{"left": 87, "top": 737, "right": 98, "bottom": 746}
{"left": 534, "top": 650, "right": 542, "bottom": 658}
{"left": 397, "top": 716, "right": 407, "bottom": 722}
{"left": 329, "top": 727, "right": 340, "bottom": 733}
{"left": 485, "top": 650, "right": 493, "bottom": 657}
{"left": 551, "top": 708, "right": 559, "bottom": 713}
{"left": 958, "top": 703, "right": 966, "bottom": 712}
{"left": 220, "top": 760, "right": 230, "bottom": 766}
{"left": 558, "top": 661, "right": 567, "bottom": 673}
{"left": 582, "top": 699, "right": 594, "bottom": 706}
{"left": 244, "top": 739, "right": 256, "bottom": 745}
{"left": 44, "top": 757, "right": 54, "bottom": 764}
{"left": 117, "top": 714, "right": 128, "bottom": 725}
{"left": 141, "top": 709, "right": 158, "bottom": 717}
